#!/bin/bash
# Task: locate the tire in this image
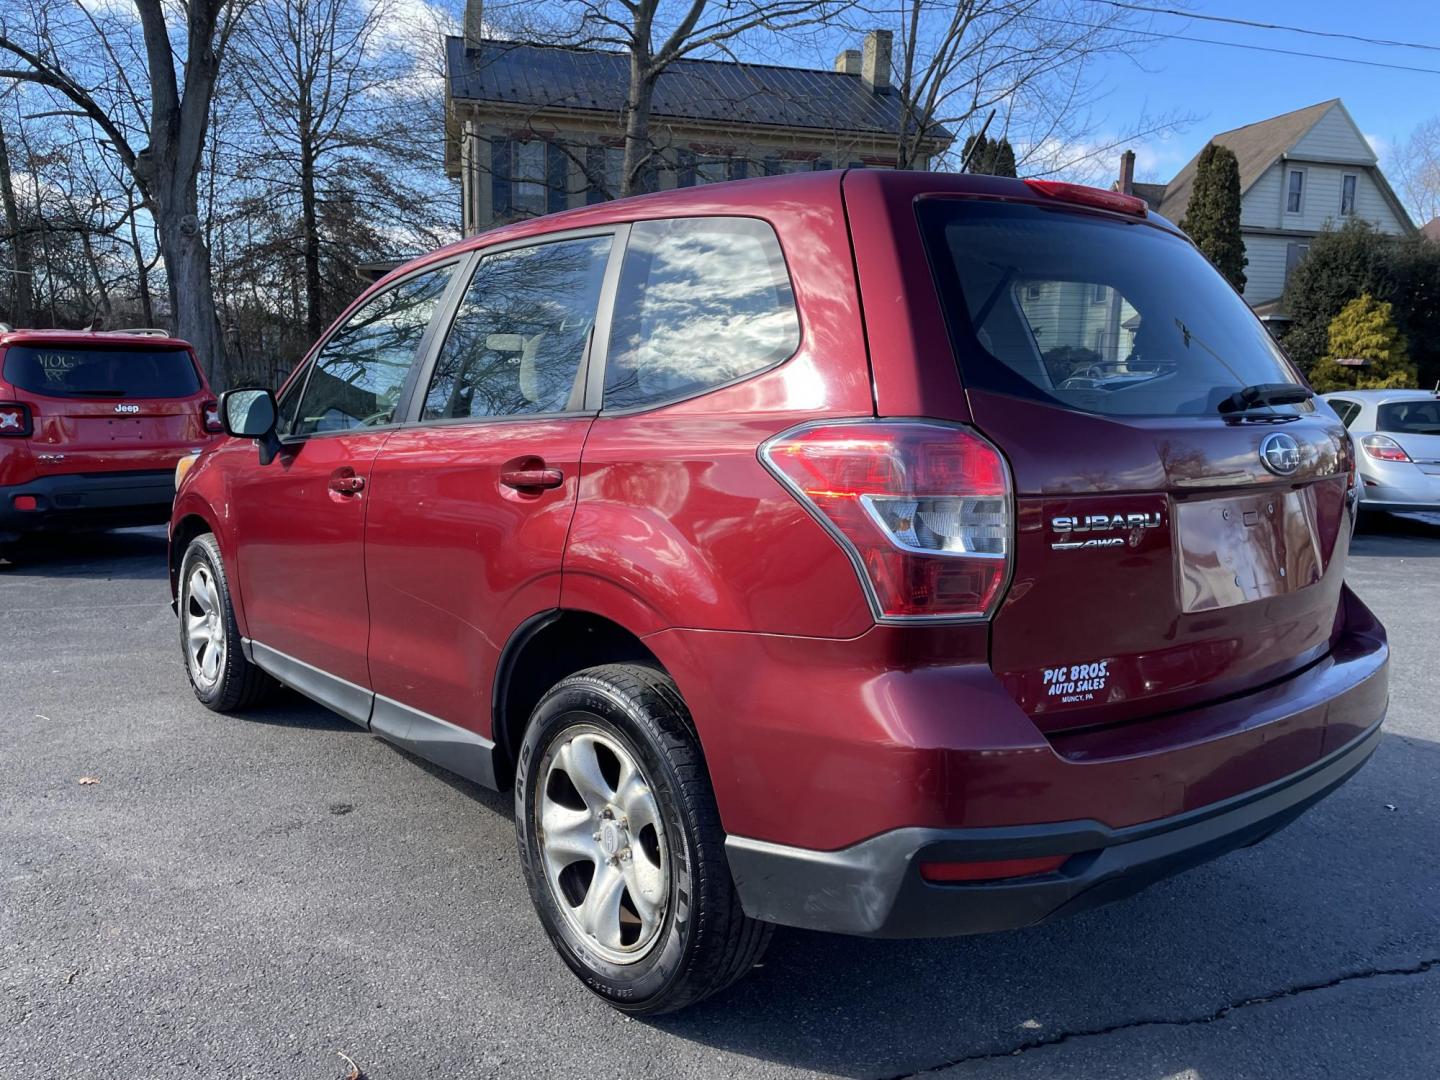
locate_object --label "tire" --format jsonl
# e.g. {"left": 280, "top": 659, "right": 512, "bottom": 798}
{"left": 514, "top": 663, "right": 772, "bottom": 1014}
{"left": 178, "top": 533, "right": 273, "bottom": 711}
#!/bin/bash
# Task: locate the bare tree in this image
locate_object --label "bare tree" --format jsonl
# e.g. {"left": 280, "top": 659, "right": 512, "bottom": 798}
{"left": 874, "top": 0, "right": 1180, "bottom": 174}
{"left": 1394, "top": 117, "right": 1440, "bottom": 228}
{"left": 528, "top": 0, "right": 847, "bottom": 195}
{"left": 1, "top": 0, "right": 248, "bottom": 380}
{"left": 0, "top": 98, "right": 33, "bottom": 326}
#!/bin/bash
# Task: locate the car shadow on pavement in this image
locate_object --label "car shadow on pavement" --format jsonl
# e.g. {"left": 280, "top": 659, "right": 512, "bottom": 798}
{"left": 225, "top": 686, "right": 357, "bottom": 732}
{"left": 1353, "top": 511, "right": 1440, "bottom": 551}
{"left": 645, "top": 732, "right": 1440, "bottom": 1079}
{"left": 0, "top": 525, "right": 170, "bottom": 579}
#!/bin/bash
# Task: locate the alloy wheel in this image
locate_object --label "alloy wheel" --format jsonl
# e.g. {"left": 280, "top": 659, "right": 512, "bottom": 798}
{"left": 184, "top": 563, "right": 226, "bottom": 690}
{"left": 537, "top": 725, "right": 669, "bottom": 965}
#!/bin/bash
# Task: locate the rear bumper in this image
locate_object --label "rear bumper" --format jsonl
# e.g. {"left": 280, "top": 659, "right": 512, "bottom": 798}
{"left": 725, "top": 718, "right": 1382, "bottom": 937}
{"left": 0, "top": 470, "right": 174, "bottom": 540}
{"left": 1357, "top": 461, "right": 1440, "bottom": 511}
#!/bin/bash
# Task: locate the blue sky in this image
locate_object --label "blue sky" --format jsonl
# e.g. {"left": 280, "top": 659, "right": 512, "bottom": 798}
{"left": 1024, "top": 0, "right": 1435, "bottom": 186}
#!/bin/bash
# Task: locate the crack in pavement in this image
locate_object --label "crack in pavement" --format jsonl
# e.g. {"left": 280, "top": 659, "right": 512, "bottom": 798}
{"left": 885, "top": 957, "right": 1440, "bottom": 1078}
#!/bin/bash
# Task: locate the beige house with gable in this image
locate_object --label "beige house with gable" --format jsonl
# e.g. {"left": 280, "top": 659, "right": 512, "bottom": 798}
{"left": 1119, "top": 100, "right": 1415, "bottom": 318}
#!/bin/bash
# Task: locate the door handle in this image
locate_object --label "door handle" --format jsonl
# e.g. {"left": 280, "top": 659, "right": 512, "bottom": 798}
{"left": 500, "top": 467, "right": 564, "bottom": 491}
{"left": 329, "top": 473, "right": 365, "bottom": 495}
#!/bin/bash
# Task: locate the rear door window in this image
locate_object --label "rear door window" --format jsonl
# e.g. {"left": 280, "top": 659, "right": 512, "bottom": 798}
{"left": 2, "top": 346, "right": 200, "bottom": 398}
{"left": 291, "top": 265, "right": 453, "bottom": 435}
{"left": 603, "top": 216, "right": 799, "bottom": 411}
{"left": 422, "top": 235, "right": 611, "bottom": 420}
{"left": 918, "top": 200, "right": 1308, "bottom": 417}
{"left": 1377, "top": 400, "right": 1440, "bottom": 434}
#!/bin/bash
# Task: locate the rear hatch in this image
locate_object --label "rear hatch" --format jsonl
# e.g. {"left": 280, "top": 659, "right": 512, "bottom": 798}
{"left": 2, "top": 343, "right": 212, "bottom": 472}
{"left": 1376, "top": 398, "right": 1440, "bottom": 473}
{"left": 914, "top": 192, "right": 1353, "bottom": 733}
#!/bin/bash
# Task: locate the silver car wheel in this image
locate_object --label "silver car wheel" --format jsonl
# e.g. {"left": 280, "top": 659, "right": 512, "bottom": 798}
{"left": 184, "top": 563, "right": 226, "bottom": 690}
{"left": 537, "top": 725, "right": 669, "bottom": 965}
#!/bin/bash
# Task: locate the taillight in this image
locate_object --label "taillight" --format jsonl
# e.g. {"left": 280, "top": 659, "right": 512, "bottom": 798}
{"left": 760, "top": 419, "right": 1013, "bottom": 621}
{"left": 0, "top": 401, "right": 32, "bottom": 436}
{"left": 1361, "top": 434, "right": 1411, "bottom": 462}
{"left": 1023, "top": 178, "right": 1147, "bottom": 216}
{"left": 202, "top": 400, "right": 224, "bottom": 434}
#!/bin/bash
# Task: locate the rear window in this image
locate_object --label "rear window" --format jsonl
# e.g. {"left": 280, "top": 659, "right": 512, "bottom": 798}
{"left": 918, "top": 200, "right": 1308, "bottom": 417}
{"left": 2, "top": 345, "right": 201, "bottom": 399}
{"left": 1377, "top": 400, "right": 1440, "bottom": 434}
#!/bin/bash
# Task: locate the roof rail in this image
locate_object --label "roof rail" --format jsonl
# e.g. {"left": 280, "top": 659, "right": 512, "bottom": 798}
{"left": 110, "top": 327, "right": 173, "bottom": 337}
{"left": 0, "top": 322, "right": 11, "bottom": 333}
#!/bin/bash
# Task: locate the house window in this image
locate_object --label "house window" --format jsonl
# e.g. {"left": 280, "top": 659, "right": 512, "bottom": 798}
{"left": 695, "top": 156, "right": 729, "bottom": 185}
{"left": 1025, "top": 282, "right": 1043, "bottom": 300}
{"left": 1091, "top": 282, "right": 1107, "bottom": 304}
{"left": 1285, "top": 241, "right": 1311, "bottom": 284}
{"left": 512, "top": 139, "right": 547, "bottom": 215}
{"left": 1341, "top": 174, "right": 1357, "bottom": 216}
{"left": 1285, "top": 169, "right": 1304, "bottom": 214}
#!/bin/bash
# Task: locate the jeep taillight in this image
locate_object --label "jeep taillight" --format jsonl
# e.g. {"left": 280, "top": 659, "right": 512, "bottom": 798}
{"left": 760, "top": 420, "right": 1012, "bottom": 621}
{"left": 0, "top": 401, "right": 32, "bottom": 437}
{"left": 202, "top": 400, "right": 223, "bottom": 434}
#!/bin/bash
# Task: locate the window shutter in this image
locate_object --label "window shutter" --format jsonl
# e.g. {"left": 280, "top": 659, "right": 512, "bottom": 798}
{"left": 585, "top": 146, "right": 607, "bottom": 204}
{"left": 763, "top": 156, "right": 780, "bottom": 176}
{"left": 677, "top": 149, "right": 696, "bottom": 188}
{"left": 547, "top": 142, "right": 569, "bottom": 213}
{"left": 814, "top": 159, "right": 832, "bottom": 172}
{"left": 731, "top": 159, "right": 747, "bottom": 181}
{"left": 491, "top": 136, "right": 512, "bottom": 218}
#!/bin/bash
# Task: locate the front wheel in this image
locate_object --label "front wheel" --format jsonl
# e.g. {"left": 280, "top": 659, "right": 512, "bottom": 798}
{"left": 178, "top": 533, "right": 273, "bottom": 711}
{"left": 514, "top": 664, "right": 771, "bottom": 1014}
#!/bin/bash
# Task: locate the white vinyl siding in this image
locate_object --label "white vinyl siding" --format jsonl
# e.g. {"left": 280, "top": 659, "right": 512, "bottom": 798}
{"left": 1289, "top": 105, "right": 1378, "bottom": 163}
{"left": 1242, "top": 165, "right": 1284, "bottom": 228}
{"left": 1238, "top": 234, "right": 1292, "bottom": 302}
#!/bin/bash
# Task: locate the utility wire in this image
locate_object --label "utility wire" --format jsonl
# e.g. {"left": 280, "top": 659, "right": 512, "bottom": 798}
{"left": 1088, "top": 0, "right": 1440, "bottom": 55}
{"left": 1039, "top": 15, "right": 1440, "bottom": 76}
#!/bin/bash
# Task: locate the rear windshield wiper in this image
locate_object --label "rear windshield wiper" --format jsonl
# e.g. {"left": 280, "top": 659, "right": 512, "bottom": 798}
{"left": 1218, "top": 382, "right": 1313, "bottom": 415}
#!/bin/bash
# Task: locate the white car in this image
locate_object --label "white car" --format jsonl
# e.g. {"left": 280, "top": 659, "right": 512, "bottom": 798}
{"left": 1322, "top": 389, "right": 1440, "bottom": 514}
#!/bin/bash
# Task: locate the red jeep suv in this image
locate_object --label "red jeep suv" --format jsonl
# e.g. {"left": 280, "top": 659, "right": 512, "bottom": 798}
{"left": 1, "top": 328, "right": 221, "bottom": 559}
{"left": 169, "top": 171, "right": 1388, "bottom": 1014}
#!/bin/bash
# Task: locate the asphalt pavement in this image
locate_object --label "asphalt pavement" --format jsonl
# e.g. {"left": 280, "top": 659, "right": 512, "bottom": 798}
{"left": 2, "top": 515, "right": 1438, "bottom": 1079}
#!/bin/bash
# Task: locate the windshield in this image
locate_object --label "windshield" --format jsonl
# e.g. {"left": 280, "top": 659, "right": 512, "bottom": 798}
{"left": 1377, "top": 400, "right": 1440, "bottom": 435}
{"left": 917, "top": 199, "right": 1310, "bottom": 417}
{"left": 2, "top": 345, "right": 201, "bottom": 399}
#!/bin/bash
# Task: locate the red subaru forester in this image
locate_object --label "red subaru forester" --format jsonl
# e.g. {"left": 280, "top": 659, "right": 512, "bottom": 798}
{"left": 1, "top": 328, "right": 221, "bottom": 560}
{"left": 170, "top": 171, "right": 1387, "bottom": 1013}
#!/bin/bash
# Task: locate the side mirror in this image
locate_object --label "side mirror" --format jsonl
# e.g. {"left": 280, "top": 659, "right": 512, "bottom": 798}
{"left": 220, "top": 387, "right": 281, "bottom": 465}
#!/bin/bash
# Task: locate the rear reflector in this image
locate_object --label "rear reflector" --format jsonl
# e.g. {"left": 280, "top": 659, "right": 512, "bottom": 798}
{"left": 919, "top": 855, "right": 1068, "bottom": 883}
{"left": 13, "top": 495, "right": 38, "bottom": 511}
{"left": 1361, "top": 434, "right": 1411, "bottom": 462}
{"left": 1023, "top": 178, "right": 1147, "bottom": 217}
{"left": 0, "top": 401, "right": 32, "bottom": 436}
{"left": 760, "top": 420, "right": 1012, "bottom": 620}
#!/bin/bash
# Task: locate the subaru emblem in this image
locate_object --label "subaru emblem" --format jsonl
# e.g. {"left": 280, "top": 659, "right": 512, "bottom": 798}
{"left": 1259, "top": 432, "right": 1301, "bottom": 476}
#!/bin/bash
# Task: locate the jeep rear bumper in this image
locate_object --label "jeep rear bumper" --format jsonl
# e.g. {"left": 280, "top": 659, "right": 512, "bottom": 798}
{"left": 724, "top": 717, "right": 1381, "bottom": 937}
{"left": 0, "top": 470, "right": 175, "bottom": 542}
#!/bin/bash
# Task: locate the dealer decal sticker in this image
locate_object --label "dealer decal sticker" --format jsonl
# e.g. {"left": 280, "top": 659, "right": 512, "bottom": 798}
{"left": 1041, "top": 661, "right": 1110, "bottom": 704}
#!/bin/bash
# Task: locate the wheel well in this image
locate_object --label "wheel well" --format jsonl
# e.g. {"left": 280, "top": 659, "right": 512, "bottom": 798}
{"left": 169, "top": 514, "right": 212, "bottom": 598}
{"left": 493, "top": 611, "right": 667, "bottom": 788}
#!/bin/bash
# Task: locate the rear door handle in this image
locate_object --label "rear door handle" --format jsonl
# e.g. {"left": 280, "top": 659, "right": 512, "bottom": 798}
{"left": 330, "top": 474, "right": 365, "bottom": 495}
{"left": 500, "top": 467, "right": 564, "bottom": 491}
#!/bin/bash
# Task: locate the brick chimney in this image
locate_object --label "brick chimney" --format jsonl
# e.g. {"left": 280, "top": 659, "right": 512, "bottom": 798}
{"left": 834, "top": 49, "right": 861, "bottom": 75}
{"left": 1118, "top": 149, "right": 1135, "bottom": 195}
{"left": 464, "top": 0, "right": 484, "bottom": 51}
{"left": 861, "top": 30, "right": 892, "bottom": 92}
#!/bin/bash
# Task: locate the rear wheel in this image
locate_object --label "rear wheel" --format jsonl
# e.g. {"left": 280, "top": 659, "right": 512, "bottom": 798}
{"left": 179, "top": 533, "right": 273, "bottom": 711}
{"left": 514, "top": 664, "right": 771, "bottom": 1014}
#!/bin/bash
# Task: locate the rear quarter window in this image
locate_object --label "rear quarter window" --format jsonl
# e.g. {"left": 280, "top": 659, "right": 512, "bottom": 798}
{"left": 918, "top": 200, "right": 1310, "bottom": 418}
{"left": 2, "top": 346, "right": 201, "bottom": 399}
{"left": 603, "top": 216, "right": 800, "bottom": 411}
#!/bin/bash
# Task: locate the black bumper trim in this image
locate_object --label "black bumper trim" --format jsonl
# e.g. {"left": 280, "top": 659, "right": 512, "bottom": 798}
{"left": 725, "top": 719, "right": 1383, "bottom": 938}
{"left": 1, "top": 470, "right": 174, "bottom": 539}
